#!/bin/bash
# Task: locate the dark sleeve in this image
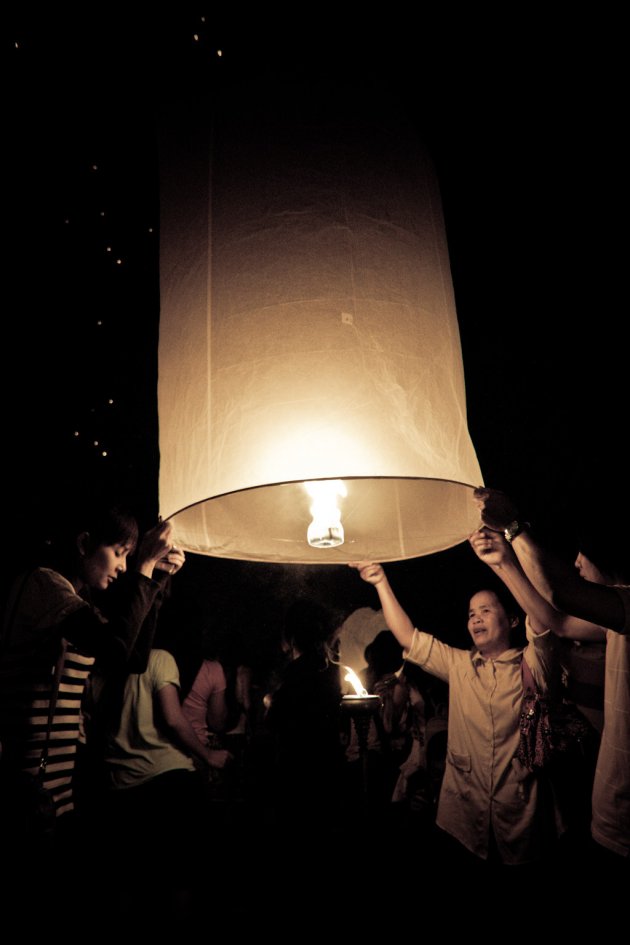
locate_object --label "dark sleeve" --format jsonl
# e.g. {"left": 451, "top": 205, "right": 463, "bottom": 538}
{"left": 58, "top": 572, "right": 164, "bottom": 671}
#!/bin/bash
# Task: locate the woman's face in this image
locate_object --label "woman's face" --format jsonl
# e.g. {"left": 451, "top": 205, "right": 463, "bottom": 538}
{"left": 467, "top": 589, "right": 513, "bottom": 656}
{"left": 81, "top": 542, "right": 133, "bottom": 591}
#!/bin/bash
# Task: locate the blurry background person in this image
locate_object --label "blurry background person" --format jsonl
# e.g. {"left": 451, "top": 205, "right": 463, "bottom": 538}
{"left": 262, "top": 598, "right": 344, "bottom": 849}
{"left": 92, "top": 645, "right": 232, "bottom": 917}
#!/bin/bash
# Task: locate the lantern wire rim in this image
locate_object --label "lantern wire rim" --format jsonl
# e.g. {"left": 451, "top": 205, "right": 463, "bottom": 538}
{"left": 161, "top": 474, "right": 483, "bottom": 524}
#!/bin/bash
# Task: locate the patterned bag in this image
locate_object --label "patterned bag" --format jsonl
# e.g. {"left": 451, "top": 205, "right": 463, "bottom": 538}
{"left": 516, "top": 657, "right": 595, "bottom": 772}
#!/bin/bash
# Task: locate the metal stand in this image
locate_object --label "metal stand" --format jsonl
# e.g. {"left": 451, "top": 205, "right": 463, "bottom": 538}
{"left": 340, "top": 694, "right": 381, "bottom": 819}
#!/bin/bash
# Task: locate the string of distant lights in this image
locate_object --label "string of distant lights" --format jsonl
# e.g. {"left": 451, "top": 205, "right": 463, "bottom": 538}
{"left": 11, "top": 14, "right": 225, "bottom": 501}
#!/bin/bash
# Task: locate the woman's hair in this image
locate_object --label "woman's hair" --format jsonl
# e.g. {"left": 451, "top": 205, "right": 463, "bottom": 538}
{"left": 40, "top": 500, "right": 139, "bottom": 574}
{"left": 79, "top": 504, "right": 139, "bottom": 551}
{"left": 364, "top": 630, "right": 403, "bottom": 679}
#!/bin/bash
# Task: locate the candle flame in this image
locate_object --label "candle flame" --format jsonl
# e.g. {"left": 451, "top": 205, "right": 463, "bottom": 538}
{"left": 343, "top": 665, "right": 367, "bottom": 696}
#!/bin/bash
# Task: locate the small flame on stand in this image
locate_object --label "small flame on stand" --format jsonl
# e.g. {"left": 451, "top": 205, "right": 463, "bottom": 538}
{"left": 343, "top": 665, "right": 368, "bottom": 697}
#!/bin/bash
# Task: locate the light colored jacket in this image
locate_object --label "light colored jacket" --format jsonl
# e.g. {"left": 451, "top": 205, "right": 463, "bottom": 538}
{"left": 406, "top": 619, "right": 559, "bottom": 864}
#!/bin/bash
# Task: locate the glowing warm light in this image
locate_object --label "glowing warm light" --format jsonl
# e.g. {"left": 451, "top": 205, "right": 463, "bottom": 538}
{"left": 305, "top": 479, "right": 347, "bottom": 548}
{"left": 157, "top": 78, "right": 484, "bottom": 562}
{"left": 193, "top": 34, "right": 199, "bottom": 41}
{"left": 343, "top": 666, "right": 368, "bottom": 696}
{"left": 217, "top": 49, "right": 222, "bottom": 56}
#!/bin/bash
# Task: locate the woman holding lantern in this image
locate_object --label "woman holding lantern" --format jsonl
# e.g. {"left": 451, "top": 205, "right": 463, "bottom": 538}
{"left": 0, "top": 496, "right": 185, "bottom": 889}
{"left": 350, "top": 556, "right": 562, "bottom": 867}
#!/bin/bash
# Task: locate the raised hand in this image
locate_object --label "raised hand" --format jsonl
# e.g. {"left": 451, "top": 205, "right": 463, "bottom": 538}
{"left": 348, "top": 561, "right": 385, "bottom": 585}
{"left": 469, "top": 526, "right": 513, "bottom": 567}
{"left": 473, "top": 487, "right": 520, "bottom": 531}
{"left": 153, "top": 544, "right": 186, "bottom": 576}
{"left": 136, "top": 520, "right": 174, "bottom": 572}
{"left": 208, "top": 748, "right": 233, "bottom": 770}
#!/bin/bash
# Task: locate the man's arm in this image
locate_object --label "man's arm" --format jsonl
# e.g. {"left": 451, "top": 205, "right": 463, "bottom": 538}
{"left": 474, "top": 488, "right": 626, "bottom": 632}
{"left": 469, "top": 528, "right": 607, "bottom": 642}
{"left": 206, "top": 687, "right": 229, "bottom": 733}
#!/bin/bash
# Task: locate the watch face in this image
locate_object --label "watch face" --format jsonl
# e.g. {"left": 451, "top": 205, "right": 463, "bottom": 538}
{"left": 504, "top": 521, "right": 520, "bottom": 542}
{"left": 505, "top": 520, "right": 529, "bottom": 543}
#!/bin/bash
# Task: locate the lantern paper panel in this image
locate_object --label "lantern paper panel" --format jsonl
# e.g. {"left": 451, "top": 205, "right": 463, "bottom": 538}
{"left": 158, "top": 82, "right": 483, "bottom": 562}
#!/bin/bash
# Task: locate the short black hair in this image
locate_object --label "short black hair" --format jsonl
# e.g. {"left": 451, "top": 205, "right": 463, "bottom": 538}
{"left": 577, "top": 524, "right": 630, "bottom": 584}
{"left": 39, "top": 500, "right": 139, "bottom": 574}
{"left": 282, "top": 598, "right": 334, "bottom": 655}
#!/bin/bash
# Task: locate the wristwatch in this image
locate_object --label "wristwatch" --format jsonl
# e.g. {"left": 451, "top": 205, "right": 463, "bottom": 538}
{"left": 504, "top": 520, "right": 530, "bottom": 543}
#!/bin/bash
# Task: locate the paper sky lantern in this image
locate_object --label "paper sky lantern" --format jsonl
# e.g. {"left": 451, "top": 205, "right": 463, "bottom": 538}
{"left": 157, "top": 79, "right": 483, "bottom": 563}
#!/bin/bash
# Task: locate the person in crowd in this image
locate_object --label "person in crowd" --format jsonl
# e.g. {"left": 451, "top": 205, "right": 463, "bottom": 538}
{"left": 474, "top": 486, "right": 630, "bottom": 864}
{"left": 262, "top": 598, "right": 344, "bottom": 844}
{"left": 342, "top": 630, "right": 408, "bottom": 823}
{"left": 182, "top": 649, "right": 253, "bottom": 821}
{"left": 93, "top": 645, "right": 232, "bottom": 917}
{"left": 469, "top": 525, "right": 600, "bottom": 850}
{"left": 349, "top": 559, "right": 562, "bottom": 868}
{"left": 0, "top": 497, "right": 184, "bottom": 872}
{"left": 390, "top": 661, "right": 448, "bottom": 843}
{"left": 182, "top": 656, "right": 229, "bottom": 746}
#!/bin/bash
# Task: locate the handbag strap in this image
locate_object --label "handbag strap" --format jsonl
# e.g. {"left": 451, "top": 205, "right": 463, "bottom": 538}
{"left": 520, "top": 654, "right": 538, "bottom": 694}
{"left": 39, "top": 640, "right": 67, "bottom": 781}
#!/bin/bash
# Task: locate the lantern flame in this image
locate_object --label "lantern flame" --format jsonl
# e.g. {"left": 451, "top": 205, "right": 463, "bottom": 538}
{"left": 305, "top": 479, "right": 347, "bottom": 548}
{"left": 343, "top": 665, "right": 368, "bottom": 697}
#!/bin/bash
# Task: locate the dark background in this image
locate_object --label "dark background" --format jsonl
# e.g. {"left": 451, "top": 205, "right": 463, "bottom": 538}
{"left": 6, "top": 10, "right": 627, "bottom": 672}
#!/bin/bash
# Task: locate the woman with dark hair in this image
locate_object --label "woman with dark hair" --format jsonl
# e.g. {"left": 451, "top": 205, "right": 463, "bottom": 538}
{"left": 0, "top": 499, "right": 185, "bottom": 865}
{"left": 350, "top": 559, "right": 562, "bottom": 868}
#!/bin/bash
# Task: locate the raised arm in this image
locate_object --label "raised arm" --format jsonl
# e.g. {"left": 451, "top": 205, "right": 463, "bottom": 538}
{"left": 469, "top": 527, "right": 607, "bottom": 642}
{"left": 348, "top": 562, "right": 415, "bottom": 651}
{"left": 474, "top": 488, "right": 626, "bottom": 633}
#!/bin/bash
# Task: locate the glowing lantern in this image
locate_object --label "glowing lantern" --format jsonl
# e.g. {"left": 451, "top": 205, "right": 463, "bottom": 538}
{"left": 157, "top": 79, "right": 483, "bottom": 563}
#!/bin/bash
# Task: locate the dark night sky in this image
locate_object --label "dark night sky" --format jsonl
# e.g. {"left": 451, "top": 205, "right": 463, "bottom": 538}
{"left": 6, "top": 10, "right": 627, "bottom": 670}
